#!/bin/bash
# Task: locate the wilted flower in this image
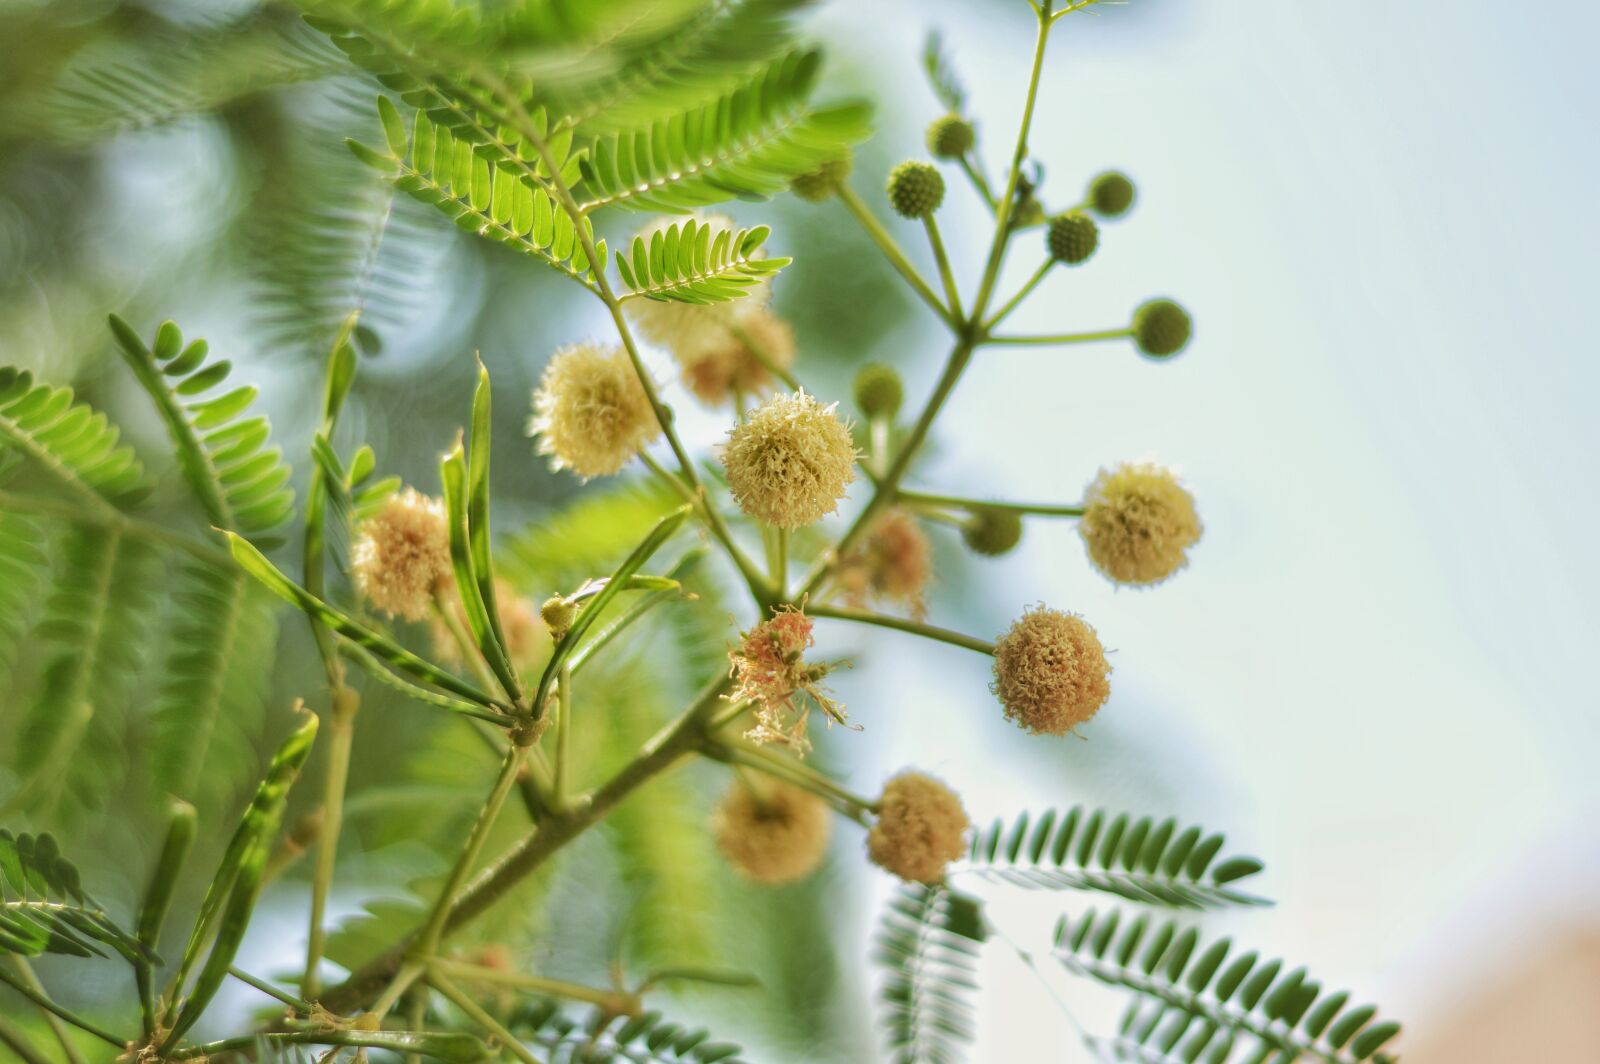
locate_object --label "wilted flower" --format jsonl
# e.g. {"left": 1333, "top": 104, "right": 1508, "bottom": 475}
{"left": 679, "top": 306, "right": 796, "bottom": 406}
{"left": 352, "top": 487, "right": 452, "bottom": 622}
{"left": 729, "top": 608, "right": 848, "bottom": 754}
{"left": 837, "top": 508, "right": 933, "bottom": 619}
{"left": 713, "top": 777, "right": 831, "bottom": 884}
{"left": 992, "top": 606, "right": 1111, "bottom": 736}
{"left": 867, "top": 771, "right": 969, "bottom": 884}
{"left": 1080, "top": 463, "right": 1201, "bottom": 586}
{"left": 529, "top": 342, "right": 661, "bottom": 479}
{"left": 722, "top": 391, "right": 857, "bottom": 528}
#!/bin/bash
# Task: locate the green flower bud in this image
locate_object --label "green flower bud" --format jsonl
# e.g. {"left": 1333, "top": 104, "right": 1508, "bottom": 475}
{"left": 1088, "top": 171, "right": 1135, "bottom": 217}
{"left": 925, "top": 114, "right": 975, "bottom": 159}
{"left": 540, "top": 596, "right": 577, "bottom": 637}
{"left": 1132, "top": 299, "right": 1192, "bottom": 359}
{"left": 1046, "top": 212, "right": 1099, "bottom": 265}
{"left": 791, "top": 157, "right": 852, "bottom": 202}
{"left": 886, "top": 161, "right": 945, "bottom": 219}
{"left": 962, "top": 508, "right": 1023, "bottom": 557}
{"left": 853, "top": 363, "right": 904, "bottom": 419}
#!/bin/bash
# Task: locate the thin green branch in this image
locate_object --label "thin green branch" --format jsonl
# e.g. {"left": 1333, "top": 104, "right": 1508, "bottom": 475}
{"left": 984, "top": 257, "right": 1056, "bottom": 331}
{"left": 808, "top": 602, "right": 995, "bottom": 655}
{"left": 0, "top": 962, "right": 127, "bottom": 1050}
{"left": 986, "top": 326, "right": 1134, "bottom": 346}
{"left": 725, "top": 319, "right": 801, "bottom": 391}
{"left": 5, "top": 958, "right": 84, "bottom": 1064}
{"left": 303, "top": 687, "right": 357, "bottom": 998}
{"left": 230, "top": 965, "right": 312, "bottom": 1012}
{"left": 899, "top": 489, "right": 1084, "bottom": 518}
{"left": 958, "top": 155, "right": 998, "bottom": 212}
{"left": 835, "top": 183, "right": 957, "bottom": 330}
{"left": 0, "top": 1017, "right": 52, "bottom": 1064}
{"left": 923, "top": 215, "right": 965, "bottom": 322}
{"left": 554, "top": 663, "right": 572, "bottom": 809}
{"left": 430, "top": 958, "right": 633, "bottom": 1012}
{"left": 428, "top": 970, "right": 540, "bottom": 1064}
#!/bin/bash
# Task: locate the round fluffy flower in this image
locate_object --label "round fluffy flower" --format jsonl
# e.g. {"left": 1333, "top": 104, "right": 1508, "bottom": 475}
{"left": 992, "top": 606, "right": 1112, "bottom": 736}
{"left": 1080, "top": 463, "right": 1202, "bottom": 586}
{"left": 1088, "top": 170, "right": 1136, "bottom": 217}
{"left": 1046, "top": 211, "right": 1099, "bottom": 265}
{"left": 791, "top": 157, "right": 852, "bottom": 202}
{"left": 925, "top": 114, "right": 976, "bottom": 159}
{"left": 886, "top": 161, "right": 945, "bottom": 219}
{"left": 867, "top": 772, "right": 969, "bottom": 884}
{"left": 529, "top": 342, "right": 661, "bottom": 479}
{"left": 713, "top": 778, "right": 831, "bottom": 884}
{"left": 722, "top": 391, "right": 857, "bottom": 528}
{"left": 624, "top": 213, "right": 772, "bottom": 357}
{"left": 679, "top": 307, "right": 796, "bottom": 405}
{"left": 352, "top": 487, "right": 452, "bottom": 622}
{"left": 838, "top": 508, "right": 933, "bottom": 619}
{"left": 962, "top": 507, "right": 1023, "bottom": 557}
{"left": 1132, "top": 298, "right": 1192, "bottom": 358}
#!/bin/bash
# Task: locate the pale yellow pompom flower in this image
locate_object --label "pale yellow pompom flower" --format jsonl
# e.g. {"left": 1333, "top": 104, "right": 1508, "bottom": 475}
{"left": 722, "top": 391, "right": 856, "bottom": 528}
{"left": 1080, "top": 462, "right": 1202, "bottom": 586}
{"left": 625, "top": 213, "right": 773, "bottom": 359}
{"left": 992, "top": 606, "right": 1112, "bottom": 736}
{"left": 713, "top": 777, "right": 832, "bottom": 885}
{"left": 528, "top": 342, "right": 661, "bottom": 479}
{"left": 867, "top": 771, "right": 969, "bottom": 884}
{"left": 680, "top": 306, "right": 796, "bottom": 406}
{"left": 352, "top": 487, "right": 452, "bottom": 622}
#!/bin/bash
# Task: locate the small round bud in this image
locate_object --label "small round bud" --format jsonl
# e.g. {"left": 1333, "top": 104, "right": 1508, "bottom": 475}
{"left": 791, "top": 157, "right": 852, "bottom": 202}
{"left": 853, "top": 363, "right": 903, "bottom": 419}
{"left": 992, "top": 606, "right": 1112, "bottom": 736}
{"left": 1080, "top": 463, "right": 1201, "bottom": 586}
{"left": 886, "top": 161, "right": 945, "bottom": 219}
{"left": 540, "top": 596, "right": 577, "bottom": 637}
{"left": 925, "top": 114, "right": 975, "bottom": 159}
{"left": 1132, "top": 299, "right": 1192, "bottom": 358}
{"left": 352, "top": 487, "right": 452, "bottom": 622}
{"left": 529, "top": 342, "right": 662, "bottom": 478}
{"left": 867, "top": 771, "right": 969, "bottom": 884}
{"left": 1046, "top": 211, "right": 1099, "bottom": 265}
{"left": 722, "top": 391, "right": 857, "bottom": 528}
{"left": 713, "top": 778, "right": 831, "bottom": 885}
{"left": 1088, "top": 171, "right": 1136, "bottom": 217}
{"left": 961, "top": 508, "right": 1023, "bottom": 557}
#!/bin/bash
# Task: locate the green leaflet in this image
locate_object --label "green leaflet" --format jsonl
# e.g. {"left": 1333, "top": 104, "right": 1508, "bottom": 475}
{"left": 109, "top": 316, "right": 296, "bottom": 543}
{"left": 1056, "top": 908, "right": 1402, "bottom": 1064}
{"left": 577, "top": 49, "right": 873, "bottom": 213}
{"left": 0, "top": 829, "right": 151, "bottom": 964}
{"left": 0, "top": 367, "right": 148, "bottom": 507}
{"left": 162, "top": 709, "right": 319, "bottom": 1048}
{"left": 439, "top": 432, "right": 522, "bottom": 704}
{"left": 617, "top": 219, "right": 790, "bottom": 305}
{"left": 960, "top": 807, "right": 1269, "bottom": 910}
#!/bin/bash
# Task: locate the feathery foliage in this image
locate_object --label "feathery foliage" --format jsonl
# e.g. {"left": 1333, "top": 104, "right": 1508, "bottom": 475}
{"left": 0, "top": 513, "right": 47, "bottom": 686}
{"left": 0, "top": 368, "right": 148, "bottom": 507}
{"left": 0, "top": 830, "right": 148, "bottom": 963}
{"left": 618, "top": 219, "right": 789, "bottom": 304}
{"left": 876, "top": 885, "right": 986, "bottom": 1064}
{"left": 960, "top": 807, "right": 1268, "bottom": 910}
{"left": 509, "top": 998, "right": 751, "bottom": 1064}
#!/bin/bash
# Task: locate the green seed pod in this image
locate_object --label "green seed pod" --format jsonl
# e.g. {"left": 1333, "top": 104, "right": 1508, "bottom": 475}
{"left": 886, "top": 161, "right": 945, "bottom": 219}
{"left": 962, "top": 508, "right": 1023, "bottom": 557}
{"left": 853, "top": 363, "right": 904, "bottom": 419}
{"left": 1132, "top": 299, "right": 1192, "bottom": 358}
{"left": 1088, "top": 171, "right": 1136, "bottom": 217}
{"left": 1046, "top": 212, "right": 1099, "bottom": 265}
{"left": 925, "top": 114, "right": 975, "bottom": 159}
{"left": 791, "top": 157, "right": 852, "bottom": 202}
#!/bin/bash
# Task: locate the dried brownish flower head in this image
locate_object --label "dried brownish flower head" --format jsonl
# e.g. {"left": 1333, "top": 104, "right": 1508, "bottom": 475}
{"left": 352, "top": 487, "right": 452, "bottom": 622}
{"left": 992, "top": 606, "right": 1112, "bottom": 736}
{"left": 867, "top": 771, "right": 969, "bottom": 884}
{"left": 838, "top": 508, "right": 933, "bottom": 619}
{"left": 722, "top": 390, "right": 857, "bottom": 528}
{"left": 1080, "top": 462, "right": 1201, "bottom": 586}
{"left": 679, "top": 306, "right": 796, "bottom": 405}
{"left": 529, "top": 342, "right": 661, "bottom": 479}
{"left": 713, "top": 777, "right": 832, "bottom": 884}
{"left": 729, "top": 608, "right": 847, "bottom": 754}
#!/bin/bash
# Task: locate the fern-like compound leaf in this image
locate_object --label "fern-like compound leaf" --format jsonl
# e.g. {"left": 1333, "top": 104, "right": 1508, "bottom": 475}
{"left": 0, "top": 513, "right": 48, "bottom": 688}
{"left": 617, "top": 219, "right": 789, "bottom": 304}
{"left": 958, "top": 807, "right": 1269, "bottom": 910}
{"left": 577, "top": 49, "right": 872, "bottom": 213}
{"left": 1055, "top": 907, "right": 1402, "bottom": 1064}
{"left": 509, "top": 998, "right": 750, "bottom": 1063}
{"left": 0, "top": 829, "right": 151, "bottom": 964}
{"left": 0, "top": 368, "right": 148, "bottom": 507}
{"left": 110, "top": 317, "right": 296, "bottom": 543}
{"left": 921, "top": 30, "right": 968, "bottom": 115}
{"left": 876, "top": 884, "right": 986, "bottom": 1064}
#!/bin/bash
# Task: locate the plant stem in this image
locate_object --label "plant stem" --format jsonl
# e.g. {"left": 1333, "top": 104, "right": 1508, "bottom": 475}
{"left": 958, "top": 155, "right": 998, "bottom": 212}
{"left": 725, "top": 319, "right": 800, "bottom": 391}
{"left": 984, "top": 256, "right": 1056, "bottom": 331}
{"left": 712, "top": 740, "right": 878, "bottom": 816}
{"left": 428, "top": 971, "right": 540, "bottom": 1064}
{"left": 4, "top": 958, "right": 84, "bottom": 1064}
{"left": 0, "top": 488, "right": 230, "bottom": 568}
{"left": 835, "top": 183, "right": 956, "bottom": 330}
{"left": 923, "top": 215, "right": 965, "bottom": 322}
{"left": 899, "top": 489, "right": 1084, "bottom": 518}
{"left": 986, "top": 326, "right": 1134, "bottom": 346}
{"left": 0, "top": 1017, "right": 52, "bottom": 1064}
{"left": 0, "top": 962, "right": 125, "bottom": 1050}
{"left": 554, "top": 663, "right": 572, "bottom": 808}
{"left": 568, "top": 549, "right": 704, "bottom": 676}
{"left": 230, "top": 965, "right": 312, "bottom": 1012}
{"left": 303, "top": 687, "right": 357, "bottom": 999}
{"left": 430, "top": 958, "right": 634, "bottom": 1012}
{"left": 807, "top": 603, "right": 995, "bottom": 655}
{"left": 772, "top": 527, "right": 789, "bottom": 599}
